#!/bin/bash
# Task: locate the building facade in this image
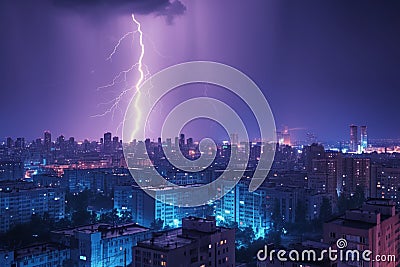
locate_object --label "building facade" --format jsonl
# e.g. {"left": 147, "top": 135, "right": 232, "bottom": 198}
{"left": 133, "top": 216, "right": 235, "bottom": 267}
{"left": 0, "top": 183, "right": 65, "bottom": 232}
{"left": 51, "top": 223, "right": 151, "bottom": 267}
{"left": 371, "top": 165, "right": 400, "bottom": 206}
{"left": 323, "top": 199, "right": 400, "bottom": 267}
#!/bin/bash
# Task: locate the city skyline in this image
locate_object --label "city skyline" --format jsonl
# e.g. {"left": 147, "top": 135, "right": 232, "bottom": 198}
{"left": 1, "top": 1, "right": 400, "bottom": 266}
{"left": 0, "top": 125, "right": 395, "bottom": 146}
{"left": 1, "top": 1, "right": 400, "bottom": 142}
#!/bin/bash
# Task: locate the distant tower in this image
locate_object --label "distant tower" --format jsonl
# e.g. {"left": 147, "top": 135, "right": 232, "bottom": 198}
{"left": 6, "top": 137, "right": 13, "bottom": 148}
{"left": 113, "top": 136, "right": 119, "bottom": 150}
{"left": 230, "top": 133, "right": 238, "bottom": 146}
{"left": 306, "top": 132, "right": 317, "bottom": 145}
{"left": 187, "top": 138, "right": 193, "bottom": 147}
{"left": 104, "top": 132, "right": 112, "bottom": 152}
{"left": 174, "top": 137, "right": 179, "bottom": 148}
{"left": 44, "top": 131, "right": 52, "bottom": 150}
{"left": 360, "top": 126, "right": 367, "bottom": 152}
{"left": 349, "top": 125, "right": 358, "bottom": 152}
{"left": 179, "top": 133, "right": 185, "bottom": 147}
{"left": 166, "top": 138, "right": 172, "bottom": 151}
{"left": 276, "top": 131, "right": 284, "bottom": 145}
{"left": 15, "top": 137, "right": 25, "bottom": 149}
{"left": 283, "top": 126, "right": 291, "bottom": 146}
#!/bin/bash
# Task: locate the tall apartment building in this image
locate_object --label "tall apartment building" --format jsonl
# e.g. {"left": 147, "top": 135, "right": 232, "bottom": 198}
{"left": 323, "top": 199, "right": 400, "bottom": 267}
{"left": 114, "top": 185, "right": 212, "bottom": 228}
{"left": 350, "top": 125, "right": 359, "bottom": 153}
{"left": 304, "top": 191, "right": 335, "bottom": 221}
{"left": 360, "top": 126, "right": 368, "bottom": 152}
{"left": 62, "top": 168, "right": 132, "bottom": 195}
{"left": 132, "top": 216, "right": 235, "bottom": 267}
{"left": 306, "top": 154, "right": 371, "bottom": 200}
{"left": 214, "top": 181, "right": 269, "bottom": 237}
{"left": 349, "top": 125, "right": 368, "bottom": 153}
{"left": 308, "top": 152, "right": 342, "bottom": 198}
{"left": 214, "top": 181, "right": 302, "bottom": 238}
{"left": 371, "top": 165, "right": 400, "bottom": 206}
{"left": 342, "top": 158, "right": 371, "bottom": 198}
{"left": 0, "top": 182, "right": 65, "bottom": 232}
{"left": 0, "top": 161, "right": 24, "bottom": 181}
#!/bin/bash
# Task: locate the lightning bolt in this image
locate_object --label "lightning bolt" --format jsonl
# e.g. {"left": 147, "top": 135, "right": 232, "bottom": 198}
{"left": 131, "top": 13, "right": 145, "bottom": 139}
{"left": 106, "top": 31, "right": 134, "bottom": 62}
{"left": 93, "top": 14, "right": 149, "bottom": 137}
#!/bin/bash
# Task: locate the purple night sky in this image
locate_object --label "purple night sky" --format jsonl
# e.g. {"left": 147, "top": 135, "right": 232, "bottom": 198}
{"left": 1, "top": 0, "right": 400, "bottom": 142}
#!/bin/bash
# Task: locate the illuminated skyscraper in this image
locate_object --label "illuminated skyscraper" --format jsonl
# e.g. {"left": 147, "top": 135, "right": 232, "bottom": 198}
{"left": 360, "top": 125, "right": 368, "bottom": 152}
{"left": 283, "top": 126, "right": 291, "bottom": 146}
{"left": 179, "top": 133, "right": 185, "bottom": 147}
{"left": 103, "top": 132, "right": 112, "bottom": 153}
{"left": 44, "top": 131, "right": 51, "bottom": 150}
{"left": 349, "top": 125, "right": 358, "bottom": 152}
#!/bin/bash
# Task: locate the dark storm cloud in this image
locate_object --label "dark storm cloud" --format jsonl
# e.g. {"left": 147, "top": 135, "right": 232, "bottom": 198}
{"left": 53, "top": 0, "right": 186, "bottom": 23}
{"left": 156, "top": 0, "right": 186, "bottom": 24}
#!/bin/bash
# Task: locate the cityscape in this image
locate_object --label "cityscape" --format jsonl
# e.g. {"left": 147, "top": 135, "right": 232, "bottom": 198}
{"left": 1, "top": 0, "right": 400, "bottom": 267}
{"left": 0, "top": 127, "right": 400, "bottom": 266}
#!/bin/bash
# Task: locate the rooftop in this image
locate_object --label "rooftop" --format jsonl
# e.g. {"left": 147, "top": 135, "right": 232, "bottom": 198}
{"left": 365, "top": 198, "right": 396, "bottom": 207}
{"left": 14, "top": 243, "right": 68, "bottom": 259}
{"left": 136, "top": 225, "right": 231, "bottom": 252}
{"left": 52, "top": 223, "right": 149, "bottom": 239}
{"left": 137, "top": 228, "right": 195, "bottom": 251}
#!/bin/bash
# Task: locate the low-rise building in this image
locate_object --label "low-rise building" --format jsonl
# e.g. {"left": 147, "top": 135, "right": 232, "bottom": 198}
{"left": 133, "top": 216, "right": 235, "bottom": 267}
{"left": 51, "top": 223, "right": 151, "bottom": 267}
{"left": 13, "top": 243, "right": 70, "bottom": 267}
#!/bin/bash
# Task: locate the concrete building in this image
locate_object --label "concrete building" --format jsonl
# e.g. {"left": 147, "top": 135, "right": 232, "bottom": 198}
{"left": 214, "top": 181, "right": 270, "bottom": 237}
{"left": 304, "top": 191, "right": 335, "bottom": 221}
{"left": 0, "top": 161, "right": 23, "bottom": 181}
{"left": 62, "top": 168, "right": 132, "bottom": 195}
{"left": 307, "top": 151, "right": 342, "bottom": 199}
{"left": 0, "top": 182, "right": 65, "bottom": 232}
{"left": 214, "top": 182, "right": 302, "bottom": 238}
{"left": 114, "top": 185, "right": 212, "bottom": 229}
{"left": 133, "top": 216, "right": 235, "bottom": 267}
{"left": 13, "top": 243, "right": 70, "bottom": 267}
{"left": 301, "top": 143, "right": 325, "bottom": 173}
{"left": 350, "top": 125, "right": 358, "bottom": 153}
{"left": 51, "top": 223, "right": 151, "bottom": 267}
{"left": 371, "top": 165, "right": 400, "bottom": 206}
{"left": 323, "top": 199, "right": 400, "bottom": 267}
{"left": 342, "top": 158, "right": 371, "bottom": 198}
{"left": 360, "top": 126, "right": 368, "bottom": 152}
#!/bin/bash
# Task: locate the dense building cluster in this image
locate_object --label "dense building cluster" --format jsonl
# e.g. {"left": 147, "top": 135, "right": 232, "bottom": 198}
{"left": 0, "top": 130, "right": 400, "bottom": 266}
